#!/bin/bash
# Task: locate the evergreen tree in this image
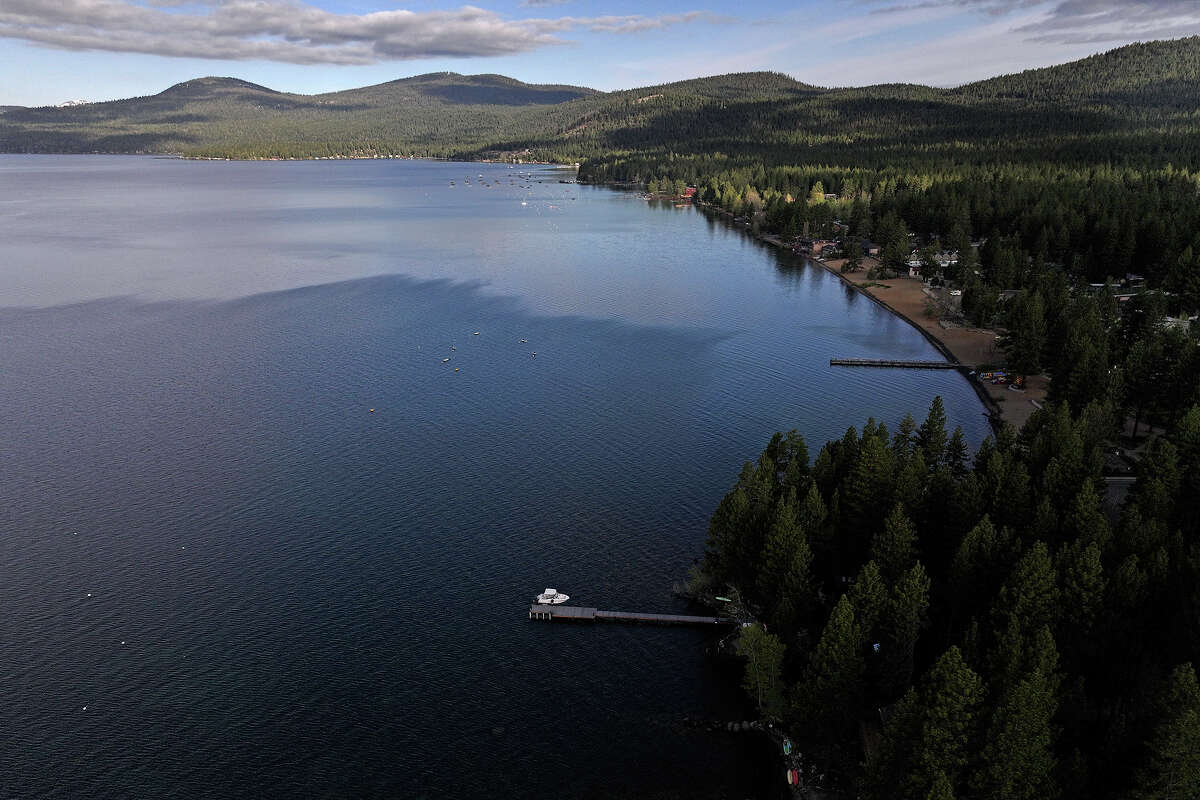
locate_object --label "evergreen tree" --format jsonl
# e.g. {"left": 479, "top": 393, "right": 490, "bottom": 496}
{"left": 865, "top": 646, "right": 984, "bottom": 800}
{"left": 997, "top": 541, "right": 1060, "bottom": 634}
{"left": 946, "top": 426, "right": 970, "bottom": 479}
{"left": 1004, "top": 289, "right": 1047, "bottom": 376}
{"left": 970, "top": 661, "right": 1061, "bottom": 800}
{"left": 703, "top": 455, "right": 776, "bottom": 589}
{"left": 893, "top": 449, "right": 928, "bottom": 509}
{"left": 848, "top": 560, "right": 889, "bottom": 640}
{"left": 917, "top": 396, "right": 949, "bottom": 470}
{"left": 893, "top": 413, "right": 918, "bottom": 458}
{"left": 795, "top": 595, "right": 866, "bottom": 769}
{"left": 871, "top": 504, "right": 919, "bottom": 583}
{"left": 950, "top": 516, "right": 1017, "bottom": 624}
{"left": 797, "top": 480, "right": 829, "bottom": 535}
{"left": 757, "top": 493, "right": 815, "bottom": 633}
{"left": 840, "top": 433, "right": 895, "bottom": 564}
{"left": 1062, "top": 483, "right": 1111, "bottom": 551}
{"left": 879, "top": 561, "right": 931, "bottom": 700}
{"left": 1057, "top": 540, "right": 1105, "bottom": 633}
{"left": 1129, "top": 663, "right": 1200, "bottom": 800}
{"left": 990, "top": 543, "right": 1060, "bottom": 692}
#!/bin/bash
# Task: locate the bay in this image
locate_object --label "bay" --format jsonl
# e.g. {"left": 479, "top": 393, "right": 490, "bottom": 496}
{"left": 0, "top": 155, "right": 990, "bottom": 799}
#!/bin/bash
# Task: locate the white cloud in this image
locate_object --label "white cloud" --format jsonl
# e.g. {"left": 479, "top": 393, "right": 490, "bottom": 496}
{"left": 860, "top": 0, "right": 1200, "bottom": 44}
{"left": 0, "top": 0, "right": 715, "bottom": 65}
{"left": 798, "top": 9, "right": 1099, "bottom": 87}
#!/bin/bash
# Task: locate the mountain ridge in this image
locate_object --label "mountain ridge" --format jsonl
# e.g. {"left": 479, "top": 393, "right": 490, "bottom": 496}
{"left": 4, "top": 37, "right": 1200, "bottom": 162}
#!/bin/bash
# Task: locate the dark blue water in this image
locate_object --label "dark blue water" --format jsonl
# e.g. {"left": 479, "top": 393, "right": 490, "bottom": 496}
{"left": 0, "top": 156, "right": 990, "bottom": 799}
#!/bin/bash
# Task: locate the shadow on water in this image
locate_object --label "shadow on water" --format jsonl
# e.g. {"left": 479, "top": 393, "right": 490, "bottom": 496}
{"left": 0, "top": 274, "right": 767, "bottom": 800}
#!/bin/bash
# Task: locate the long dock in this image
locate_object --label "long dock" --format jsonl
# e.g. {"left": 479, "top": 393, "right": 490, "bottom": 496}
{"left": 528, "top": 605, "right": 740, "bottom": 626}
{"left": 830, "top": 358, "right": 957, "bottom": 369}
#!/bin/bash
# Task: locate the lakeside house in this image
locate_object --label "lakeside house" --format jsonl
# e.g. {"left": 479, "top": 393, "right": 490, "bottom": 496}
{"left": 795, "top": 238, "right": 837, "bottom": 255}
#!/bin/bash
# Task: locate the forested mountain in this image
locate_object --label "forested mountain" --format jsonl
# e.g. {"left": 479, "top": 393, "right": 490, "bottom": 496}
{"left": 955, "top": 38, "right": 1200, "bottom": 108}
{"left": 0, "top": 72, "right": 597, "bottom": 158}
{"left": 7, "top": 37, "right": 1200, "bottom": 164}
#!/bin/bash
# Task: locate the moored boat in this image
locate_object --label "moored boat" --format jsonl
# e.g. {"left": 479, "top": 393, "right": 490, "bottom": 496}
{"left": 535, "top": 588, "right": 569, "bottom": 605}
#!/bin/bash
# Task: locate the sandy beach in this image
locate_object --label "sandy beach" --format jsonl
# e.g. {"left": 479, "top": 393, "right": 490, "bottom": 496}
{"left": 816, "top": 256, "right": 1049, "bottom": 431}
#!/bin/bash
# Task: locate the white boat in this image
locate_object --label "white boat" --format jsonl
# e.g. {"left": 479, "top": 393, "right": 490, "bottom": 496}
{"left": 535, "top": 588, "right": 569, "bottom": 605}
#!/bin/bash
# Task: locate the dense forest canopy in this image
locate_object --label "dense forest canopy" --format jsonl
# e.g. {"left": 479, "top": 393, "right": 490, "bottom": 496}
{"left": 703, "top": 392, "right": 1200, "bottom": 798}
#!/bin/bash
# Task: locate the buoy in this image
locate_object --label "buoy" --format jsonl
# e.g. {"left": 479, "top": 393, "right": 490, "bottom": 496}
{"left": 369, "top": 408, "right": 375, "bottom": 413}
{"left": 454, "top": 368, "right": 459, "bottom": 372}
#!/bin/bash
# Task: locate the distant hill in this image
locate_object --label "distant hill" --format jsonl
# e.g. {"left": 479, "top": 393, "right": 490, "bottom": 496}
{"left": 319, "top": 72, "right": 598, "bottom": 107}
{"left": 4, "top": 38, "right": 1200, "bottom": 165}
{"left": 0, "top": 72, "right": 599, "bottom": 158}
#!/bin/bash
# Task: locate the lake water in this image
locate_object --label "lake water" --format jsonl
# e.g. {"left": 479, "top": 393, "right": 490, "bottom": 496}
{"left": 0, "top": 156, "right": 991, "bottom": 799}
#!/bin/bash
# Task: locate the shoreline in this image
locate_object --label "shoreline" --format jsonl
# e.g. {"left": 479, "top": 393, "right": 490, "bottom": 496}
{"left": 806, "top": 256, "right": 1007, "bottom": 433}
{"left": 695, "top": 203, "right": 1048, "bottom": 433}
{"left": 801, "top": 256, "right": 1050, "bottom": 433}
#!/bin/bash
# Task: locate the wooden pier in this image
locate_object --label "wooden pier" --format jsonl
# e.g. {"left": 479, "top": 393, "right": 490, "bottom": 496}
{"left": 830, "top": 358, "right": 957, "bottom": 369}
{"left": 528, "top": 605, "right": 740, "bottom": 627}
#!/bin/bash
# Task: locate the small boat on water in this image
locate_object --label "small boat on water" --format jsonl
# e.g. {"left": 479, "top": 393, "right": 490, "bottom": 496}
{"left": 535, "top": 588, "right": 569, "bottom": 605}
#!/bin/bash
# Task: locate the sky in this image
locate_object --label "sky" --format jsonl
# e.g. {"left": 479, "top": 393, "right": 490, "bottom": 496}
{"left": 3, "top": 0, "right": 1200, "bottom": 106}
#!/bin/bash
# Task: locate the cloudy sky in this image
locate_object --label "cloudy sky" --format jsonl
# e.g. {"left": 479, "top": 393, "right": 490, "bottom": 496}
{"left": 2, "top": 0, "right": 1200, "bottom": 105}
